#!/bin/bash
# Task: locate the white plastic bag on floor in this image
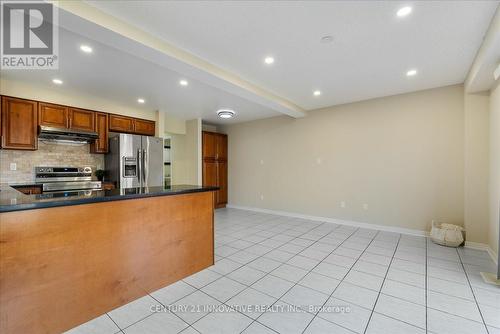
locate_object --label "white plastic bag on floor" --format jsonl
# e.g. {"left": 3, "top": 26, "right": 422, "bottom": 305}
{"left": 430, "top": 221, "right": 464, "bottom": 247}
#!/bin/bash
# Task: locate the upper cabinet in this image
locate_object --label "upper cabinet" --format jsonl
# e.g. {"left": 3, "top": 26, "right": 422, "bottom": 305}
{"left": 215, "top": 134, "right": 227, "bottom": 161}
{"left": 109, "top": 114, "right": 134, "bottom": 133}
{"left": 0, "top": 95, "right": 156, "bottom": 152}
{"left": 1, "top": 96, "right": 38, "bottom": 150}
{"left": 202, "top": 131, "right": 217, "bottom": 160}
{"left": 109, "top": 114, "right": 155, "bottom": 136}
{"left": 38, "top": 102, "right": 68, "bottom": 128}
{"left": 68, "top": 108, "right": 95, "bottom": 132}
{"left": 134, "top": 119, "right": 155, "bottom": 136}
{"left": 90, "top": 112, "right": 109, "bottom": 154}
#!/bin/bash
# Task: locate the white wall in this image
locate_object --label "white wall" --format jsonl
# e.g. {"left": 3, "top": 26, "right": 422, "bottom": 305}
{"left": 222, "top": 85, "right": 465, "bottom": 233}
{"left": 490, "top": 82, "right": 500, "bottom": 255}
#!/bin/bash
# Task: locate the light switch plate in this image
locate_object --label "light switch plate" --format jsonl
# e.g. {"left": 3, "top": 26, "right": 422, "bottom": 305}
{"left": 10, "top": 163, "right": 17, "bottom": 171}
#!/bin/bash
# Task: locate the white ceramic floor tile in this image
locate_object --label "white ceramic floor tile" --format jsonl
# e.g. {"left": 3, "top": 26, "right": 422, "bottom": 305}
{"left": 201, "top": 277, "right": 246, "bottom": 302}
{"left": 478, "top": 303, "right": 500, "bottom": 328}
{"left": 344, "top": 270, "right": 384, "bottom": 291}
{"left": 303, "top": 317, "right": 354, "bottom": 334}
{"left": 427, "top": 308, "right": 488, "bottom": 334}
{"left": 312, "top": 262, "right": 350, "bottom": 280}
{"left": 63, "top": 315, "right": 120, "bottom": 334}
{"left": 333, "top": 281, "right": 379, "bottom": 309}
{"left": 258, "top": 301, "right": 315, "bottom": 334}
{"left": 473, "top": 287, "right": 500, "bottom": 308}
{"left": 227, "top": 265, "right": 267, "bottom": 286}
{"left": 374, "top": 294, "right": 425, "bottom": 329}
{"left": 298, "top": 272, "right": 341, "bottom": 295}
{"left": 352, "top": 260, "right": 388, "bottom": 277}
{"left": 108, "top": 295, "right": 160, "bottom": 329}
{"left": 264, "top": 249, "right": 296, "bottom": 262}
{"left": 271, "top": 264, "right": 308, "bottom": 282}
{"left": 427, "top": 290, "right": 482, "bottom": 322}
{"left": 381, "top": 279, "right": 425, "bottom": 306}
{"left": 208, "top": 258, "right": 242, "bottom": 275}
{"left": 366, "top": 312, "right": 425, "bottom": 334}
{"left": 151, "top": 280, "right": 197, "bottom": 306}
{"left": 323, "top": 254, "right": 358, "bottom": 268}
{"left": 123, "top": 312, "right": 188, "bottom": 334}
{"left": 228, "top": 250, "right": 261, "bottom": 265}
{"left": 192, "top": 310, "right": 253, "bottom": 334}
{"left": 251, "top": 274, "right": 295, "bottom": 299}
{"left": 390, "top": 258, "right": 425, "bottom": 275}
{"left": 183, "top": 270, "right": 221, "bottom": 289}
{"left": 318, "top": 297, "right": 371, "bottom": 333}
{"left": 227, "top": 287, "right": 277, "bottom": 319}
{"left": 241, "top": 321, "right": 276, "bottom": 334}
{"left": 280, "top": 285, "right": 329, "bottom": 312}
{"left": 248, "top": 257, "right": 282, "bottom": 272}
{"left": 172, "top": 290, "right": 221, "bottom": 324}
{"left": 386, "top": 268, "right": 425, "bottom": 289}
{"left": 427, "top": 276, "right": 474, "bottom": 301}
{"left": 286, "top": 255, "right": 320, "bottom": 271}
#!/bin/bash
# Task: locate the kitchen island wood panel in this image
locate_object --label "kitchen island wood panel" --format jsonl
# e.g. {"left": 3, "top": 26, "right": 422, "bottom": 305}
{"left": 0, "top": 191, "right": 215, "bottom": 334}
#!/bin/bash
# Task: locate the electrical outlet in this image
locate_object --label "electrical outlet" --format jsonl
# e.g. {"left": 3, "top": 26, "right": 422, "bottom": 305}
{"left": 9, "top": 163, "right": 16, "bottom": 171}
{"left": 340, "top": 201, "right": 346, "bottom": 208}
{"left": 363, "top": 203, "right": 368, "bottom": 210}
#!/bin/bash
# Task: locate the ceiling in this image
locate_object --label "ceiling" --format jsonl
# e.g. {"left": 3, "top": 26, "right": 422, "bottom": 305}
{"left": 1, "top": 28, "right": 281, "bottom": 124}
{"left": 85, "top": 0, "right": 498, "bottom": 110}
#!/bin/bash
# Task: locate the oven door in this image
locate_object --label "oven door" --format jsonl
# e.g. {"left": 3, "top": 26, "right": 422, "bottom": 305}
{"left": 42, "top": 181, "right": 102, "bottom": 192}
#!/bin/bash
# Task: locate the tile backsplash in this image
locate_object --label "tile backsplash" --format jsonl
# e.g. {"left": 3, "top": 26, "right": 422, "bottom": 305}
{"left": 0, "top": 141, "right": 104, "bottom": 184}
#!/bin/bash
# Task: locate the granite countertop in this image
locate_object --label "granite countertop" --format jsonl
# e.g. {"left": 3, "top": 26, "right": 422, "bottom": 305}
{"left": 0, "top": 184, "right": 219, "bottom": 213}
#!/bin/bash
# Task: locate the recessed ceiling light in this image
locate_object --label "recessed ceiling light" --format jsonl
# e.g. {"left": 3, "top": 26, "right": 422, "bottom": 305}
{"left": 320, "top": 35, "right": 334, "bottom": 44}
{"left": 264, "top": 56, "right": 275, "bottom": 65}
{"left": 80, "top": 45, "right": 93, "bottom": 53}
{"left": 52, "top": 78, "right": 63, "bottom": 85}
{"left": 313, "top": 90, "right": 321, "bottom": 96}
{"left": 179, "top": 79, "right": 188, "bottom": 86}
{"left": 137, "top": 98, "right": 145, "bottom": 104}
{"left": 217, "top": 109, "right": 235, "bottom": 119}
{"left": 397, "top": 6, "right": 412, "bottom": 17}
{"left": 406, "top": 69, "right": 418, "bottom": 77}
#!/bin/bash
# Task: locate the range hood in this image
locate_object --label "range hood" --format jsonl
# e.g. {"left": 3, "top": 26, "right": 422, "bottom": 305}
{"left": 38, "top": 126, "right": 99, "bottom": 143}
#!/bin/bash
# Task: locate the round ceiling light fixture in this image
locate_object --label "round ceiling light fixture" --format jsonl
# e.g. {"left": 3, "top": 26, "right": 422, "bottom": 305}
{"left": 137, "top": 98, "right": 145, "bottom": 104}
{"left": 397, "top": 6, "right": 412, "bottom": 17}
{"left": 80, "top": 45, "right": 93, "bottom": 53}
{"left": 313, "top": 90, "right": 322, "bottom": 96}
{"left": 264, "top": 56, "right": 275, "bottom": 65}
{"left": 320, "top": 35, "right": 334, "bottom": 44}
{"left": 52, "top": 78, "right": 63, "bottom": 85}
{"left": 217, "top": 109, "right": 235, "bottom": 119}
{"left": 406, "top": 69, "right": 418, "bottom": 77}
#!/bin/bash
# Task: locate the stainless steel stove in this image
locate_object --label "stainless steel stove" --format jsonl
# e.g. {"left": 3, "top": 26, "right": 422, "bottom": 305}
{"left": 35, "top": 166, "right": 102, "bottom": 192}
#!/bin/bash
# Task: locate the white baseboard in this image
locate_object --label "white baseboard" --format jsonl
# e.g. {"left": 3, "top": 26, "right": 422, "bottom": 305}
{"left": 226, "top": 204, "right": 427, "bottom": 237}
{"left": 226, "top": 204, "right": 499, "bottom": 265}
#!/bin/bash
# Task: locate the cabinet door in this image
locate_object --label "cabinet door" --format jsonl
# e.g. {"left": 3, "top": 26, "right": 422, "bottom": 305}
{"left": 90, "top": 112, "right": 109, "bottom": 153}
{"left": 216, "top": 161, "right": 228, "bottom": 207}
{"left": 38, "top": 102, "right": 68, "bottom": 128}
{"left": 134, "top": 119, "right": 155, "bottom": 136}
{"left": 69, "top": 108, "right": 95, "bottom": 131}
{"left": 109, "top": 114, "right": 134, "bottom": 133}
{"left": 203, "top": 160, "right": 218, "bottom": 187}
{"left": 215, "top": 134, "right": 227, "bottom": 161}
{"left": 1, "top": 97, "right": 38, "bottom": 150}
{"left": 202, "top": 131, "right": 216, "bottom": 160}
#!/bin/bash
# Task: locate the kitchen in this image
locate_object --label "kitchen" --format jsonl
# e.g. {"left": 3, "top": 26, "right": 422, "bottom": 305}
{"left": 1, "top": 1, "right": 500, "bottom": 334}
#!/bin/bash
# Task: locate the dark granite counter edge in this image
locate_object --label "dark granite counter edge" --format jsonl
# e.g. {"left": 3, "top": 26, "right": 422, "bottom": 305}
{"left": 0, "top": 186, "right": 219, "bottom": 213}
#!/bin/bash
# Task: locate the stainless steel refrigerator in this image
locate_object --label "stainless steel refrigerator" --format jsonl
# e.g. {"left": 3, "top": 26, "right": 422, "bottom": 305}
{"left": 105, "top": 133, "right": 164, "bottom": 188}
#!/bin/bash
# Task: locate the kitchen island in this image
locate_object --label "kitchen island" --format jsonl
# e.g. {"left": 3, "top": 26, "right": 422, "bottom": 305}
{"left": 0, "top": 184, "right": 218, "bottom": 334}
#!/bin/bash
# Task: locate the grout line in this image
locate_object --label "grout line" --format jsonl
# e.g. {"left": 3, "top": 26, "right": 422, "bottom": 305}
{"left": 363, "top": 233, "right": 402, "bottom": 334}
{"left": 455, "top": 248, "right": 490, "bottom": 334}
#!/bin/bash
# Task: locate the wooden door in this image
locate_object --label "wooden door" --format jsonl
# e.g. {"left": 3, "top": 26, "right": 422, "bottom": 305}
{"left": 202, "top": 131, "right": 216, "bottom": 159}
{"left": 109, "top": 114, "right": 134, "bottom": 133}
{"left": 69, "top": 108, "right": 95, "bottom": 131}
{"left": 38, "top": 102, "right": 68, "bottom": 128}
{"left": 1, "top": 96, "right": 38, "bottom": 150}
{"left": 215, "top": 134, "right": 228, "bottom": 161}
{"left": 90, "top": 112, "right": 109, "bottom": 153}
{"left": 134, "top": 119, "right": 155, "bottom": 136}
{"left": 216, "top": 161, "right": 228, "bottom": 207}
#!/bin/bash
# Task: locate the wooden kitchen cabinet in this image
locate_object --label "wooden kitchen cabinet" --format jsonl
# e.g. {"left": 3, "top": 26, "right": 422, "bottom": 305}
{"left": 69, "top": 108, "right": 95, "bottom": 132}
{"left": 1, "top": 96, "right": 38, "bottom": 150}
{"left": 90, "top": 112, "right": 109, "bottom": 153}
{"left": 109, "top": 114, "right": 135, "bottom": 133}
{"left": 38, "top": 102, "right": 68, "bottom": 128}
{"left": 134, "top": 118, "right": 155, "bottom": 136}
{"left": 202, "top": 131, "right": 228, "bottom": 208}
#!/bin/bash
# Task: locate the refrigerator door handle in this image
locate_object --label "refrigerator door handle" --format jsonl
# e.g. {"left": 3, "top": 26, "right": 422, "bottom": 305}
{"left": 142, "top": 149, "right": 147, "bottom": 186}
{"left": 137, "top": 149, "right": 142, "bottom": 186}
